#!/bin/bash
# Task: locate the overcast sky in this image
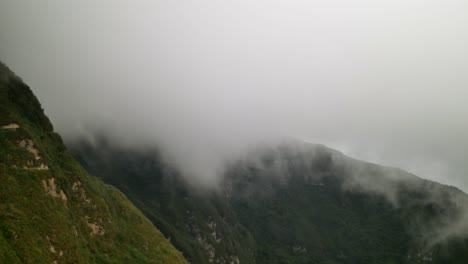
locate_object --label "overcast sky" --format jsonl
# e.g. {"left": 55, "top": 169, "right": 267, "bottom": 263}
{"left": 1, "top": 0, "right": 467, "bottom": 190}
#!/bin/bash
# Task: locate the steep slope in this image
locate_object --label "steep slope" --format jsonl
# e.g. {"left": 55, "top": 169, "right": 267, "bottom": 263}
{"left": 0, "top": 62, "right": 186, "bottom": 263}
{"left": 70, "top": 136, "right": 256, "bottom": 264}
{"left": 224, "top": 143, "right": 468, "bottom": 263}
{"left": 70, "top": 136, "right": 468, "bottom": 264}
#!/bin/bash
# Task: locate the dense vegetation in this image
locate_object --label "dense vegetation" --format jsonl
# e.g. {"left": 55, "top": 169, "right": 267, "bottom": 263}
{"left": 71, "top": 136, "right": 468, "bottom": 264}
{"left": 0, "top": 62, "right": 186, "bottom": 263}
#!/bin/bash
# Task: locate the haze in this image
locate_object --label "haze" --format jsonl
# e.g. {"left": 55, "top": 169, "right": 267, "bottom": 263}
{"left": 1, "top": 0, "right": 467, "bottom": 190}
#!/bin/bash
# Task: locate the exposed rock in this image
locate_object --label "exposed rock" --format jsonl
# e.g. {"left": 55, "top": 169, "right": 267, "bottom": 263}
{"left": 42, "top": 178, "right": 67, "bottom": 203}
{"left": 49, "top": 245, "right": 56, "bottom": 254}
{"left": 196, "top": 234, "right": 216, "bottom": 263}
{"left": 207, "top": 221, "right": 216, "bottom": 229}
{"left": 72, "top": 181, "right": 89, "bottom": 202}
{"left": 18, "top": 139, "right": 41, "bottom": 160}
{"left": 1, "top": 123, "right": 20, "bottom": 129}
{"left": 59, "top": 190, "right": 68, "bottom": 202}
{"left": 72, "top": 181, "right": 81, "bottom": 192}
{"left": 229, "top": 256, "right": 240, "bottom": 264}
{"left": 46, "top": 235, "right": 63, "bottom": 258}
{"left": 206, "top": 221, "right": 222, "bottom": 244}
{"left": 42, "top": 178, "right": 58, "bottom": 197}
{"left": 85, "top": 216, "right": 105, "bottom": 236}
{"left": 24, "top": 163, "right": 49, "bottom": 170}
{"left": 292, "top": 245, "right": 307, "bottom": 254}
{"left": 17, "top": 138, "right": 49, "bottom": 170}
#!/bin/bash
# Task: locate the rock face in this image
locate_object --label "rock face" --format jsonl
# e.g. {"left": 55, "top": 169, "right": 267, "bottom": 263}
{"left": 0, "top": 62, "right": 187, "bottom": 263}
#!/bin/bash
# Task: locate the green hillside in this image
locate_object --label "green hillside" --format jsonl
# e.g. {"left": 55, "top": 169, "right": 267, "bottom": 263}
{"left": 71, "top": 137, "right": 468, "bottom": 264}
{"left": 0, "top": 62, "right": 187, "bottom": 263}
{"left": 70, "top": 135, "right": 256, "bottom": 264}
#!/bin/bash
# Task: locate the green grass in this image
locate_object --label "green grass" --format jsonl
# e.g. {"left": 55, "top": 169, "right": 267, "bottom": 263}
{"left": 0, "top": 62, "right": 186, "bottom": 263}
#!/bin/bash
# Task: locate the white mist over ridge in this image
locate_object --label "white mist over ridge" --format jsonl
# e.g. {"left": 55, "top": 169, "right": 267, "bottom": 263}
{"left": 220, "top": 139, "right": 468, "bottom": 246}
{"left": 1, "top": 0, "right": 468, "bottom": 191}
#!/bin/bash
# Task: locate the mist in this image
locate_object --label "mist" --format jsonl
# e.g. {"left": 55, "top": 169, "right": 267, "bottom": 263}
{"left": 1, "top": 0, "right": 468, "bottom": 190}
{"left": 223, "top": 140, "right": 468, "bottom": 246}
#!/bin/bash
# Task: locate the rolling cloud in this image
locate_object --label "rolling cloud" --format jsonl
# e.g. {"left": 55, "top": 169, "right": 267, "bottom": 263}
{"left": 1, "top": 0, "right": 468, "bottom": 190}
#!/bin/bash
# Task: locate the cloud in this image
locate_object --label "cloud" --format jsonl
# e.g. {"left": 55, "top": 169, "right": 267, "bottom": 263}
{"left": 226, "top": 140, "right": 468, "bottom": 246}
{"left": 1, "top": 0, "right": 468, "bottom": 190}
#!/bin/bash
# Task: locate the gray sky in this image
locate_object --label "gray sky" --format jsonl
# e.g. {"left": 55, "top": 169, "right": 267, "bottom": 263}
{"left": 1, "top": 0, "right": 468, "bottom": 190}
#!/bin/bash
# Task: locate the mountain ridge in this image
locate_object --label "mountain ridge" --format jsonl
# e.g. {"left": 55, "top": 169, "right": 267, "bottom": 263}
{"left": 0, "top": 62, "right": 187, "bottom": 263}
{"left": 70, "top": 134, "right": 468, "bottom": 264}
{"left": 3, "top": 59, "right": 468, "bottom": 264}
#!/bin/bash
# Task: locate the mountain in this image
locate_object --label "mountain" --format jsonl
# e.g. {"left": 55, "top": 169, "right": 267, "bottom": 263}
{"left": 70, "top": 136, "right": 468, "bottom": 264}
{"left": 69, "top": 135, "right": 256, "bottom": 264}
{"left": 0, "top": 62, "right": 186, "bottom": 263}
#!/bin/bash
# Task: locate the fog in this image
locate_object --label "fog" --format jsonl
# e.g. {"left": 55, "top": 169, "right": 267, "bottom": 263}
{"left": 1, "top": 0, "right": 468, "bottom": 190}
